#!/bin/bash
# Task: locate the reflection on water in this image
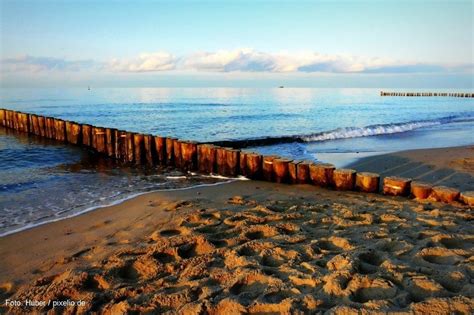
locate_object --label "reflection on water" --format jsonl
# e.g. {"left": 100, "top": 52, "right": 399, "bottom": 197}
{"left": 0, "top": 128, "right": 227, "bottom": 236}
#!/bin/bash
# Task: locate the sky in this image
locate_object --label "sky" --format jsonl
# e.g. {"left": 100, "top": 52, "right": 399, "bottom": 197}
{"left": 1, "top": 0, "right": 473, "bottom": 88}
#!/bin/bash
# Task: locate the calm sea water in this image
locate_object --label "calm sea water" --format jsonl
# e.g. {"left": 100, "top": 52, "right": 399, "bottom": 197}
{"left": 1, "top": 88, "right": 473, "bottom": 235}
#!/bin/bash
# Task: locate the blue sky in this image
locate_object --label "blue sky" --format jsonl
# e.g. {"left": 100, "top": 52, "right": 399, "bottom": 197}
{"left": 1, "top": 0, "right": 473, "bottom": 87}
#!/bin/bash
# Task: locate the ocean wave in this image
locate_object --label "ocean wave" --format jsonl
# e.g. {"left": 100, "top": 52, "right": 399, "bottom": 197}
{"left": 210, "top": 114, "right": 474, "bottom": 148}
{"left": 301, "top": 115, "right": 473, "bottom": 142}
{"left": 301, "top": 121, "right": 436, "bottom": 142}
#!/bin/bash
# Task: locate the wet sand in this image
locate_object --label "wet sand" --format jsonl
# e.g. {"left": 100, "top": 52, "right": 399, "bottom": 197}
{"left": 0, "top": 146, "right": 473, "bottom": 314}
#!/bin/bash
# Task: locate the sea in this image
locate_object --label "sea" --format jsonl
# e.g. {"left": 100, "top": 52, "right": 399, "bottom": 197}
{"left": 1, "top": 88, "right": 473, "bottom": 236}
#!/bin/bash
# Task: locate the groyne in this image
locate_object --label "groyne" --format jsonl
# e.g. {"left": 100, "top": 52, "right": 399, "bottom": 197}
{"left": 380, "top": 91, "right": 474, "bottom": 97}
{"left": 1, "top": 108, "right": 473, "bottom": 207}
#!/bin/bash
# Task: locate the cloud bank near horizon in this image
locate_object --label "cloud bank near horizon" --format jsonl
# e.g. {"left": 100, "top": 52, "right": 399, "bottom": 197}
{"left": 2, "top": 49, "right": 472, "bottom": 75}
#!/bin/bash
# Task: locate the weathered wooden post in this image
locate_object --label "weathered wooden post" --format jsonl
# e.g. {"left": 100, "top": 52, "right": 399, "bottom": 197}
{"left": 133, "top": 133, "right": 145, "bottom": 165}
{"left": 296, "top": 160, "right": 311, "bottom": 184}
{"left": 460, "top": 191, "right": 474, "bottom": 206}
{"left": 246, "top": 153, "right": 262, "bottom": 179}
{"left": 432, "top": 186, "right": 460, "bottom": 203}
{"left": 198, "top": 144, "right": 216, "bottom": 174}
{"left": 105, "top": 128, "right": 116, "bottom": 157}
{"left": 65, "top": 121, "right": 82, "bottom": 145}
{"left": 166, "top": 137, "right": 176, "bottom": 166}
{"left": 19, "top": 113, "right": 30, "bottom": 133}
{"left": 288, "top": 160, "right": 300, "bottom": 184}
{"left": 143, "top": 134, "right": 155, "bottom": 166}
{"left": 333, "top": 169, "right": 356, "bottom": 190}
{"left": 225, "top": 148, "right": 240, "bottom": 177}
{"left": 181, "top": 141, "right": 198, "bottom": 172}
{"left": 309, "top": 163, "right": 335, "bottom": 187}
{"left": 92, "top": 127, "right": 107, "bottom": 153}
{"left": 37, "top": 116, "right": 46, "bottom": 137}
{"left": 410, "top": 181, "right": 432, "bottom": 199}
{"left": 46, "top": 117, "right": 56, "bottom": 139}
{"left": 273, "top": 158, "right": 292, "bottom": 183}
{"left": 154, "top": 136, "right": 167, "bottom": 165}
{"left": 9, "top": 110, "right": 15, "bottom": 129}
{"left": 215, "top": 147, "right": 228, "bottom": 175}
{"left": 173, "top": 139, "right": 183, "bottom": 169}
{"left": 82, "top": 124, "right": 92, "bottom": 147}
{"left": 30, "top": 114, "right": 40, "bottom": 136}
{"left": 125, "top": 132, "right": 135, "bottom": 164}
{"left": 239, "top": 151, "right": 251, "bottom": 177}
{"left": 383, "top": 176, "right": 411, "bottom": 196}
{"left": 262, "top": 155, "right": 279, "bottom": 182}
{"left": 13, "top": 111, "right": 19, "bottom": 131}
{"left": 54, "top": 119, "right": 66, "bottom": 142}
{"left": 114, "top": 130, "right": 127, "bottom": 162}
{"left": 0, "top": 109, "right": 5, "bottom": 126}
{"left": 355, "top": 172, "right": 380, "bottom": 193}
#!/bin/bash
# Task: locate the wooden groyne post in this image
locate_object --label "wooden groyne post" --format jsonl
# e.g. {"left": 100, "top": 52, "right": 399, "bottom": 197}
{"left": 380, "top": 91, "right": 474, "bottom": 98}
{"left": 1, "top": 108, "right": 472, "bottom": 207}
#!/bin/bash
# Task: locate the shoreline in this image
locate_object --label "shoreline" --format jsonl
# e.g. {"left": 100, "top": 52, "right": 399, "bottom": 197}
{"left": 1, "top": 145, "right": 472, "bottom": 238}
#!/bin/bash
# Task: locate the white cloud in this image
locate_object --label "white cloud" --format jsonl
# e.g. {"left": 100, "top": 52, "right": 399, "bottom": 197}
{"left": 1, "top": 55, "right": 96, "bottom": 72}
{"left": 107, "top": 52, "right": 176, "bottom": 72}
{"left": 2, "top": 49, "right": 472, "bottom": 75}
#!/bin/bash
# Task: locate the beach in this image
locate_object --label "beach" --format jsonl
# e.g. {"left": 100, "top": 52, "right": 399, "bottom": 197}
{"left": 1, "top": 146, "right": 473, "bottom": 314}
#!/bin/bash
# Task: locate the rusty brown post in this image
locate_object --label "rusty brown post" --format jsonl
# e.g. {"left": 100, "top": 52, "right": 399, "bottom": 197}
{"left": 245, "top": 153, "right": 262, "bottom": 180}
{"left": 296, "top": 160, "right": 311, "bottom": 184}
{"left": 262, "top": 155, "right": 279, "bottom": 182}
{"left": 13, "top": 112, "right": 19, "bottom": 130}
{"left": 125, "top": 132, "right": 135, "bottom": 164}
{"left": 143, "top": 134, "right": 155, "bottom": 166}
{"left": 166, "top": 137, "right": 176, "bottom": 166}
{"left": 37, "top": 116, "right": 46, "bottom": 137}
{"left": 0, "top": 109, "right": 5, "bottom": 126}
{"left": 181, "top": 141, "right": 198, "bottom": 172}
{"left": 30, "top": 114, "right": 40, "bottom": 136}
{"left": 355, "top": 172, "right": 380, "bottom": 193}
{"left": 309, "top": 163, "right": 335, "bottom": 187}
{"left": 82, "top": 124, "right": 92, "bottom": 147}
{"left": 198, "top": 144, "right": 216, "bottom": 174}
{"left": 432, "top": 186, "right": 460, "bottom": 203}
{"left": 273, "top": 158, "right": 291, "bottom": 183}
{"left": 133, "top": 133, "right": 144, "bottom": 165}
{"left": 410, "top": 181, "right": 432, "bottom": 199}
{"left": 65, "top": 121, "right": 82, "bottom": 145}
{"left": 54, "top": 119, "right": 66, "bottom": 142}
{"left": 93, "top": 127, "right": 106, "bottom": 153}
{"left": 105, "top": 128, "right": 116, "bottom": 157}
{"left": 288, "top": 160, "right": 300, "bottom": 184}
{"left": 46, "top": 117, "right": 56, "bottom": 139}
{"left": 215, "top": 147, "right": 228, "bottom": 175}
{"left": 383, "top": 176, "right": 411, "bottom": 196}
{"left": 333, "top": 169, "right": 356, "bottom": 190}
{"left": 114, "top": 130, "right": 127, "bottom": 162}
{"left": 154, "top": 136, "right": 166, "bottom": 165}
{"left": 225, "top": 148, "right": 240, "bottom": 177}
{"left": 173, "top": 139, "right": 183, "bottom": 169}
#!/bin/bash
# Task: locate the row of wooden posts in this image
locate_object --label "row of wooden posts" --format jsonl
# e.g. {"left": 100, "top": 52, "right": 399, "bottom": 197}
{"left": 380, "top": 91, "right": 474, "bottom": 97}
{"left": 1, "top": 108, "right": 473, "bottom": 207}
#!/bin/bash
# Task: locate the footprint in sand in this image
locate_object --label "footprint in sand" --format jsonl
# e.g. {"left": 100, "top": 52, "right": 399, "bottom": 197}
{"left": 418, "top": 247, "right": 464, "bottom": 265}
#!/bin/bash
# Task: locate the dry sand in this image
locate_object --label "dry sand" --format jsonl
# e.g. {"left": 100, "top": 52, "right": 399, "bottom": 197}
{"left": 0, "top": 146, "right": 473, "bottom": 314}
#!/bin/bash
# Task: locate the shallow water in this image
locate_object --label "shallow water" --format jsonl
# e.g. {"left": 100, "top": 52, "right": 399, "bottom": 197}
{"left": 1, "top": 87, "right": 473, "bottom": 235}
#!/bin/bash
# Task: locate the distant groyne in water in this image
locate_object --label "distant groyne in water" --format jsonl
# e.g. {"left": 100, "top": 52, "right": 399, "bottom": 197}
{"left": 1, "top": 108, "right": 473, "bottom": 207}
{"left": 380, "top": 91, "right": 474, "bottom": 97}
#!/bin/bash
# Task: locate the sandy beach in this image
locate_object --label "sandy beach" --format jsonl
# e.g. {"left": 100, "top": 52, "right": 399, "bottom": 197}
{"left": 0, "top": 146, "right": 473, "bottom": 314}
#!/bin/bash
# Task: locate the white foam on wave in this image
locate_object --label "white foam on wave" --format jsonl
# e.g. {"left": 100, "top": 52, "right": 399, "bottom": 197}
{"left": 301, "top": 117, "right": 462, "bottom": 142}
